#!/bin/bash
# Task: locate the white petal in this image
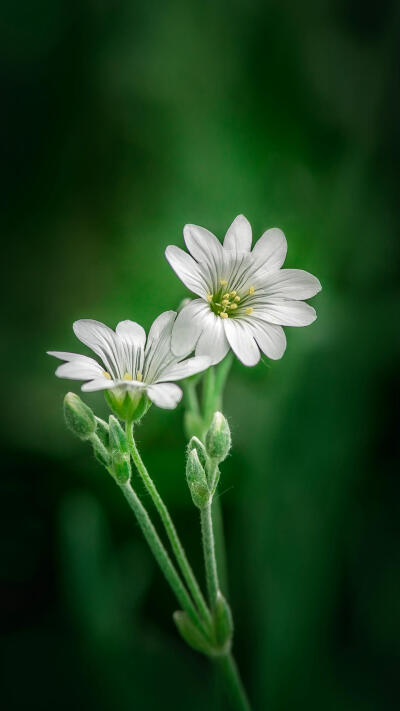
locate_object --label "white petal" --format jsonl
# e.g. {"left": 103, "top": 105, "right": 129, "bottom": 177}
{"left": 116, "top": 320, "right": 146, "bottom": 348}
{"left": 73, "top": 320, "right": 122, "bottom": 378}
{"left": 146, "top": 382, "right": 183, "bottom": 409}
{"left": 171, "top": 299, "right": 210, "bottom": 357}
{"left": 246, "top": 319, "right": 286, "bottom": 360}
{"left": 223, "top": 215, "right": 252, "bottom": 253}
{"left": 183, "top": 224, "right": 224, "bottom": 266}
{"left": 223, "top": 318, "right": 260, "bottom": 366}
{"left": 158, "top": 355, "right": 210, "bottom": 382}
{"left": 251, "top": 228, "right": 287, "bottom": 273}
{"left": 165, "top": 246, "right": 207, "bottom": 297}
{"left": 254, "top": 300, "right": 317, "bottom": 326}
{"left": 195, "top": 312, "right": 230, "bottom": 366}
{"left": 262, "top": 269, "right": 321, "bottom": 300}
{"left": 147, "top": 310, "right": 176, "bottom": 346}
{"left": 47, "top": 351, "right": 88, "bottom": 362}
{"left": 55, "top": 357, "right": 104, "bottom": 380}
{"left": 81, "top": 378, "right": 118, "bottom": 392}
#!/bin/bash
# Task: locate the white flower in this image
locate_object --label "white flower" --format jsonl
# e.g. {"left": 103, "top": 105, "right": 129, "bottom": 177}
{"left": 165, "top": 215, "right": 321, "bottom": 366}
{"left": 48, "top": 311, "right": 210, "bottom": 410}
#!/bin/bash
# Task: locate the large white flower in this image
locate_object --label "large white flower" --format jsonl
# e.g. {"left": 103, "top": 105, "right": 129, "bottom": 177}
{"left": 48, "top": 311, "right": 210, "bottom": 410}
{"left": 165, "top": 215, "right": 321, "bottom": 366}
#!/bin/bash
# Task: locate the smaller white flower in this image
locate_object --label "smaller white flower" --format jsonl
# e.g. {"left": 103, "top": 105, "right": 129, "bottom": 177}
{"left": 48, "top": 311, "right": 210, "bottom": 414}
{"left": 165, "top": 215, "right": 322, "bottom": 366}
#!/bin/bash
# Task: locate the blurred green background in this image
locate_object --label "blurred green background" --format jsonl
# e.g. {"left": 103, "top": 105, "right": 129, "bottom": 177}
{"left": 2, "top": 0, "right": 399, "bottom": 709}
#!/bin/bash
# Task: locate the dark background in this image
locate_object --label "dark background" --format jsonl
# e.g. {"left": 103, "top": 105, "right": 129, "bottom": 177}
{"left": 1, "top": 1, "right": 399, "bottom": 709}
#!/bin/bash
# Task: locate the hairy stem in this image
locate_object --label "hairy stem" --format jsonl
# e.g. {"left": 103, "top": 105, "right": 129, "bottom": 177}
{"left": 126, "top": 422, "right": 212, "bottom": 630}
{"left": 216, "top": 654, "right": 252, "bottom": 711}
{"left": 119, "top": 481, "right": 201, "bottom": 630}
{"left": 200, "top": 501, "right": 219, "bottom": 610}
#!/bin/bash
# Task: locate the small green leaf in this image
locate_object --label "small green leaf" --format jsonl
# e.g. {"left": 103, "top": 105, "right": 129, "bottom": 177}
{"left": 214, "top": 591, "right": 233, "bottom": 650}
{"left": 173, "top": 611, "right": 214, "bottom": 656}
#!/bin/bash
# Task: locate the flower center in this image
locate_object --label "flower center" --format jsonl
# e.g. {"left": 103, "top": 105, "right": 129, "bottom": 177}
{"left": 207, "top": 280, "right": 254, "bottom": 318}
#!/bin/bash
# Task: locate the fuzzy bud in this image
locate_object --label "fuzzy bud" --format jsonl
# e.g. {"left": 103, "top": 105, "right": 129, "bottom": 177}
{"left": 108, "top": 415, "right": 128, "bottom": 453}
{"left": 205, "top": 412, "right": 231, "bottom": 462}
{"left": 111, "top": 451, "right": 131, "bottom": 485}
{"left": 63, "top": 392, "right": 96, "bottom": 440}
{"left": 186, "top": 449, "right": 210, "bottom": 508}
{"left": 187, "top": 436, "right": 208, "bottom": 470}
{"left": 94, "top": 417, "right": 109, "bottom": 448}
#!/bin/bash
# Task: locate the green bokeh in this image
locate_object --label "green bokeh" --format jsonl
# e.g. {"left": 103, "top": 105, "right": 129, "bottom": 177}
{"left": 2, "top": 1, "right": 399, "bottom": 709}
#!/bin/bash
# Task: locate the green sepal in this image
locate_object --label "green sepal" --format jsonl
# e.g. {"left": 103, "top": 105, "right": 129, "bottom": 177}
{"left": 205, "top": 411, "right": 231, "bottom": 463}
{"left": 105, "top": 388, "right": 151, "bottom": 423}
{"left": 187, "top": 436, "right": 208, "bottom": 470}
{"left": 186, "top": 449, "right": 210, "bottom": 508}
{"left": 63, "top": 392, "right": 96, "bottom": 440}
{"left": 108, "top": 415, "right": 128, "bottom": 453}
{"left": 111, "top": 451, "right": 131, "bottom": 485}
{"left": 213, "top": 591, "right": 233, "bottom": 651}
{"left": 173, "top": 611, "right": 214, "bottom": 656}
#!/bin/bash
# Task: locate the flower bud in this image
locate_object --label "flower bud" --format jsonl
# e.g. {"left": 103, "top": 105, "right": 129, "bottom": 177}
{"left": 187, "top": 436, "right": 208, "bottom": 470}
{"left": 186, "top": 449, "right": 210, "bottom": 508}
{"left": 94, "top": 416, "right": 109, "bottom": 448}
{"left": 205, "top": 412, "right": 231, "bottom": 462}
{"left": 63, "top": 392, "right": 96, "bottom": 440}
{"left": 111, "top": 450, "right": 131, "bottom": 485}
{"left": 108, "top": 415, "right": 128, "bottom": 453}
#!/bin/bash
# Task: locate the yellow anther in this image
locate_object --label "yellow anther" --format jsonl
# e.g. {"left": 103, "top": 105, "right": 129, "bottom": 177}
{"left": 234, "top": 295, "right": 241, "bottom": 302}
{"left": 207, "top": 293, "right": 212, "bottom": 302}
{"left": 136, "top": 371, "right": 143, "bottom": 382}
{"left": 123, "top": 372, "right": 133, "bottom": 381}
{"left": 221, "top": 299, "right": 229, "bottom": 307}
{"left": 230, "top": 290, "right": 237, "bottom": 297}
{"left": 103, "top": 371, "right": 111, "bottom": 380}
{"left": 220, "top": 312, "right": 228, "bottom": 319}
{"left": 245, "top": 307, "right": 253, "bottom": 315}
{"left": 229, "top": 303, "right": 238, "bottom": 310}
{"left": 248, "top": 285, "right": 255, "bottom": 295}
{"left": 220, "top": 279, "right": 228, "bottom": 286}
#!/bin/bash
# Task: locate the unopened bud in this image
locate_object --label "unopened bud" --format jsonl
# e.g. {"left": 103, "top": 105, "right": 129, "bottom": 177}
{"left": 186, "top": 449, "right": 210, "bottom": 508}
{"left": 187, "top": 436, "right": 208, "bottom": 470}
{"left": 111, "top": 451, "right": 131, "bottom": 485}
{"left": 108, "top": 415, "right": 128, "bottom": 453}
{"left": 63, "top": 392, "right": 96, "bottom": 440}
{"left": 205, "top": 412, "right": 231, "bottom": 462}
{"left": 95, "top": 416, "right": 109, "bottom": 448}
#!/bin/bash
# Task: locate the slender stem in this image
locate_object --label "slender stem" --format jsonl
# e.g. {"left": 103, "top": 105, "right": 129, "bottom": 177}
{"left": 202, "top": 366, "right": 216, "bottom": 431}
{"left": 126, "top": 422, "right": 212, "bottom": 629}
{"left": 183, "top": 381, "right": 200, "bottom": 416}
{"left": 212, "top": 496, "right": 229, "bottom": 595}
{"left": 200, "top": 501, "right": 219, "bottom": 610}
{"left": 216, "top": 654, "right": 252, "bottom": 711}
{"left": 119, "top": 481, "right": 201, "bottom": 630}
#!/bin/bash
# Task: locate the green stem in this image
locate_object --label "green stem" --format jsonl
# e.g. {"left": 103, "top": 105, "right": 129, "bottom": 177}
{"left": 202, "top": 366, "right": 217, "bottom": 431}
{"left": 119, "top": 481, "right": 201, "bottom": 630}
{"left": 126, "top": 422, "right": 212, "bottom": 630}
{"left": 200, "top": 501, "right": 219, "bottom": 610}
{"left": 216, "top": 653, "right": 252, "bottom": 711}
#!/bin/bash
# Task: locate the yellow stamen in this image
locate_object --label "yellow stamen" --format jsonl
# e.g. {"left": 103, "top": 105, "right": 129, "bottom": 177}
{"left": 245, "top": 307, "right": 253, "bottom": 315}
{"left": 234, "top": 295, "right": 241, "bottom": 302}
{"left": 136, "top": 371, "right": 143, "bottom": 382}
{"left": 123, "top": 372, "right": 133, "bottom": 381}
{"left": 103, "top": 371, "right": 111, "bottom": 380}
{"left": 207, "top": 293, "right": 212, "bottom": 302}
{"left": 230, "top": 290, "right": 237, "bottom": 297}
{"left": 248, "top": 285, "right": 255, "bottom": 295}
{"left": 220, "top": 279, "right": 228, "bottom": 286}
{"left": 221, "top": 299, "right": 229, "bottom": 307}
{"left": 229, "top": 303, "right": 238, "bottom": 310}
{"left": 220, "top": 312, "right": 228, "bottom": 319}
